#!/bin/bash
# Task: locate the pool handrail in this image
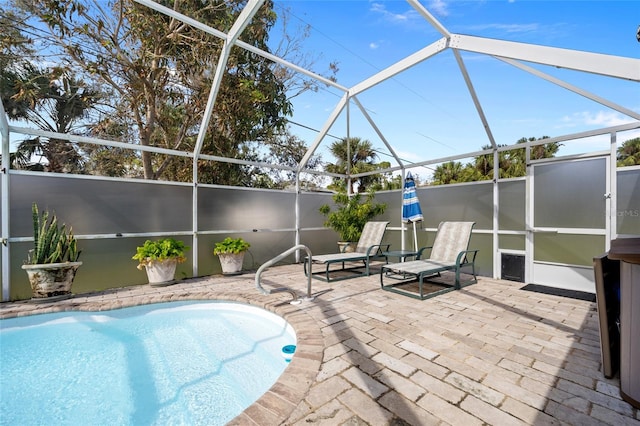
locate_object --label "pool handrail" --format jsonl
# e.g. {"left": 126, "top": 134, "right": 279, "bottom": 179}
{"left": 255, "top": 244, "right": 314, "bottom": 304}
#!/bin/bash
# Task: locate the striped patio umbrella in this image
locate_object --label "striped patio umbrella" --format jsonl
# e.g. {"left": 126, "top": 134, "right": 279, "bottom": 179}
{"left": 402, "top": 172, "right": 423, "bottom": 251}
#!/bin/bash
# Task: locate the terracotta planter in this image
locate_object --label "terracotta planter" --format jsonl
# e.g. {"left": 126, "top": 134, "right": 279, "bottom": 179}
{"left": 218, "top": 252, "right": 245, "bottom": 275}
{"left": 143, "top": 258, "right": 178, "bottom": 286}
{"left": 22, "top": 261, "right": 82, "bottom": 300}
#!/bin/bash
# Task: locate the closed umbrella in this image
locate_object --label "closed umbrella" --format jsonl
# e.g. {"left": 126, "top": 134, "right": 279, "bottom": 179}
{"left": 402, "top": 172, "right": 423, "bottom": 251}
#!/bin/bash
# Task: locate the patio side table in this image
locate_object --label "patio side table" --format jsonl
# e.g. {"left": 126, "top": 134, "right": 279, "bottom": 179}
{"left": 383, "top": 250, "right": 419, "bottom": 263}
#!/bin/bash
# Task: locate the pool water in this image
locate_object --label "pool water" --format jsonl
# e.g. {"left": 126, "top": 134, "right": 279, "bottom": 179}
{"left": 0, "top": 301, "right": 296, "bottom": 425}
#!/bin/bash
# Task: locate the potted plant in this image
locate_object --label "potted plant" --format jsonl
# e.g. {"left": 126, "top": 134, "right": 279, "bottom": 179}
{"left": 319, "top": 190, "right": 386, "bottom": 252}
{"left": 213, "top": 237, "right": 250, "bottom": 275}
{"left": 22, "top": 203, "right": 82, "bottom": 301}
{"left": 132, "top": 238, "right": 189, "bottom": 286}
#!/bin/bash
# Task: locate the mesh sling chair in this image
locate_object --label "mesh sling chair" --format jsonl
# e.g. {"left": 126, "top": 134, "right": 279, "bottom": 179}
{"left": 305, "top": 221, "right": 390, "bottom": 282}
{"left": 381, "top": 221, "right": 478, "bottom": 300}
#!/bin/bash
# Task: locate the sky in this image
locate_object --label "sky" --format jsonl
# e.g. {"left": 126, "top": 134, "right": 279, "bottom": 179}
{"left": 4, "top": 0, "right": 638, "bottom": 181}
{"left": 268, "top": 0, "right": 640, "bottom": 178}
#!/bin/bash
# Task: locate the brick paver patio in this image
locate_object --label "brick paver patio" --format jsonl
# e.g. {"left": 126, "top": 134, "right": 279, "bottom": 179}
{"left": 2, "top": 263, "right": 638, "bottom": 425}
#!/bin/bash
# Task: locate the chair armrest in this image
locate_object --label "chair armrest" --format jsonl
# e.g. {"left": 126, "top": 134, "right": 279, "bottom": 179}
{"left": 456, "top": 249, "right": 479, "bottom": 266}
{"left": 416, "top": 246, "right": 433, "bottom": 260}
{"left": 366, "top": 243, "right": 391, "bottom": 256}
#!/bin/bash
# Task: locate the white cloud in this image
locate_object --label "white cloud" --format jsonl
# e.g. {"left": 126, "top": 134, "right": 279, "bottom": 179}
{"left": 428, "top": 0, "right": 449, "bottom": 17}
{"left": 369, "top": 42, "right": 379, "bottom": 50}
{"left": 369, "top": 2, "right": 419, "bottom": 23}
{"left": 621, "top": 130, "right": 640, "bottom": 143}
{"left": 393, "top": 147, "right": 423, "bottom": 163}
{"left": 581, "top": 110, "right": 635, "bottom": 127}
{"left": 467, "top": 23, "right": 539, "bottom": 34}
{"left": 560, "top": 110, "right": 635, "bottom": 128}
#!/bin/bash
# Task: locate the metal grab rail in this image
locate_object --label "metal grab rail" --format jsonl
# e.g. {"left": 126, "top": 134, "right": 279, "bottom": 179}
{"left": 255, "top": 244, "right": 314, "bottom": 304}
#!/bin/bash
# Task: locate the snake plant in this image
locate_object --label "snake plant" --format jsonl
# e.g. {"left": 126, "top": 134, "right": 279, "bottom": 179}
{"left": 26, "top": 203, "right": 80, "bottom": 264}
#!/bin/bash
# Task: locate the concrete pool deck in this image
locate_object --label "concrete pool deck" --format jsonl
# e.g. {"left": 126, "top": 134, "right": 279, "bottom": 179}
{"left": 2, "top": 263, "right": 639, "bottom": 425}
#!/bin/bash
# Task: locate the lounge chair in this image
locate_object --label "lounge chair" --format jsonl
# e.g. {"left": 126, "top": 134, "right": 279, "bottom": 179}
{"left": 380, "top": 221, "right": 478, "bottom": 300}
{"left": 305, "top": 221, "right": 390, "bottom": 282}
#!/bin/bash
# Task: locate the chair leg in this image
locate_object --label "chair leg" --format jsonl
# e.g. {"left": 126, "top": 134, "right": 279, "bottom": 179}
{"left": 456, "top": 262, "right": 478, "bottom": 288}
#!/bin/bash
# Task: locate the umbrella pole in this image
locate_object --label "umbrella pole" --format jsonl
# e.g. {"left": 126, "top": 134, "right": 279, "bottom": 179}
{"left": 413, "top": 222, "right": 418, "bottom": 252}
{"left": 403, "top": 223, "right": 407, "bottom": 251}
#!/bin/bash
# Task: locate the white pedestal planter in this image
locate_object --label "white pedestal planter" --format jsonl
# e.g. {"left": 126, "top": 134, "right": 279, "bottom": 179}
{"left": 144, "top": 259, "right": 178, "bottom": 286}
{"left": 22, "top": 261, "right": 82, "bottom": 301}
{"left": 218, "top": 252, "right": 245, "bottom": 275}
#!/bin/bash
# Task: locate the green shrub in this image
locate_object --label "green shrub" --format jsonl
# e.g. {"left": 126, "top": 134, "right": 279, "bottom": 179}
{"left": 319, "top": 191, "right": 386, "bottom": 242}
{"left": 132, "top": 238, "right": 188, "bottom": 269}
{"left": 213, "top": 237, "right": 250, "bottom": 255}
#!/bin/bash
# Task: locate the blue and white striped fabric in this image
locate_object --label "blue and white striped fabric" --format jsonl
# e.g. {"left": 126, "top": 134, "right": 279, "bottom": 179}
{"left": 402, "top": 172, "right": 423, "bottom": 224}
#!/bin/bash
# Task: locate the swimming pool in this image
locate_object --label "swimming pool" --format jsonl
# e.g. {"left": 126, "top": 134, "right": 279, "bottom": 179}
{"left": 0, "top": 301, "right": 296, "bottom": 425}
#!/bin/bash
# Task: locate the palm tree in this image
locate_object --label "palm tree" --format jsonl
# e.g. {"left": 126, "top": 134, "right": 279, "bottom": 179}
{"left": 617, "top": 137, "right": 640, "bottom": 166}
{"left": 432, "top": 161, "right": 464, "bottom": 185}
{"left": 11, "top": 67, "right": 101, "bottom": 172}
{"left": 325, "top": 137, "right": 379, "bottom": 193}
{"left": 505, "top": 136, "right": 558, "bottom": 178}
{"left": 462, "top": 137, "right": 559, "bottom": 182}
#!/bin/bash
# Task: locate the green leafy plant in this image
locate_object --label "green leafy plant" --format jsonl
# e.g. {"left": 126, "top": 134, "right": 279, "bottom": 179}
{"left": 26, "top": 203, "right": 80, "bottom": 264}
{"left": 132, "top": 238, "right": 189, "bottom": 269}
{"left": 213, "top": 237, "right": 250, "bottom": 255}
{"left": 319, "top": 190, "right": 386, "bottom": 242}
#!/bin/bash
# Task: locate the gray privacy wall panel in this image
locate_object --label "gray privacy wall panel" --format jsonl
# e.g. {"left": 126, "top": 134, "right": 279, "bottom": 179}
{"left": 618, "top": 168, "right": 640, "bottom": 235}
{"left": 11, "top": 174, "right": 192, "bottom": 236}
